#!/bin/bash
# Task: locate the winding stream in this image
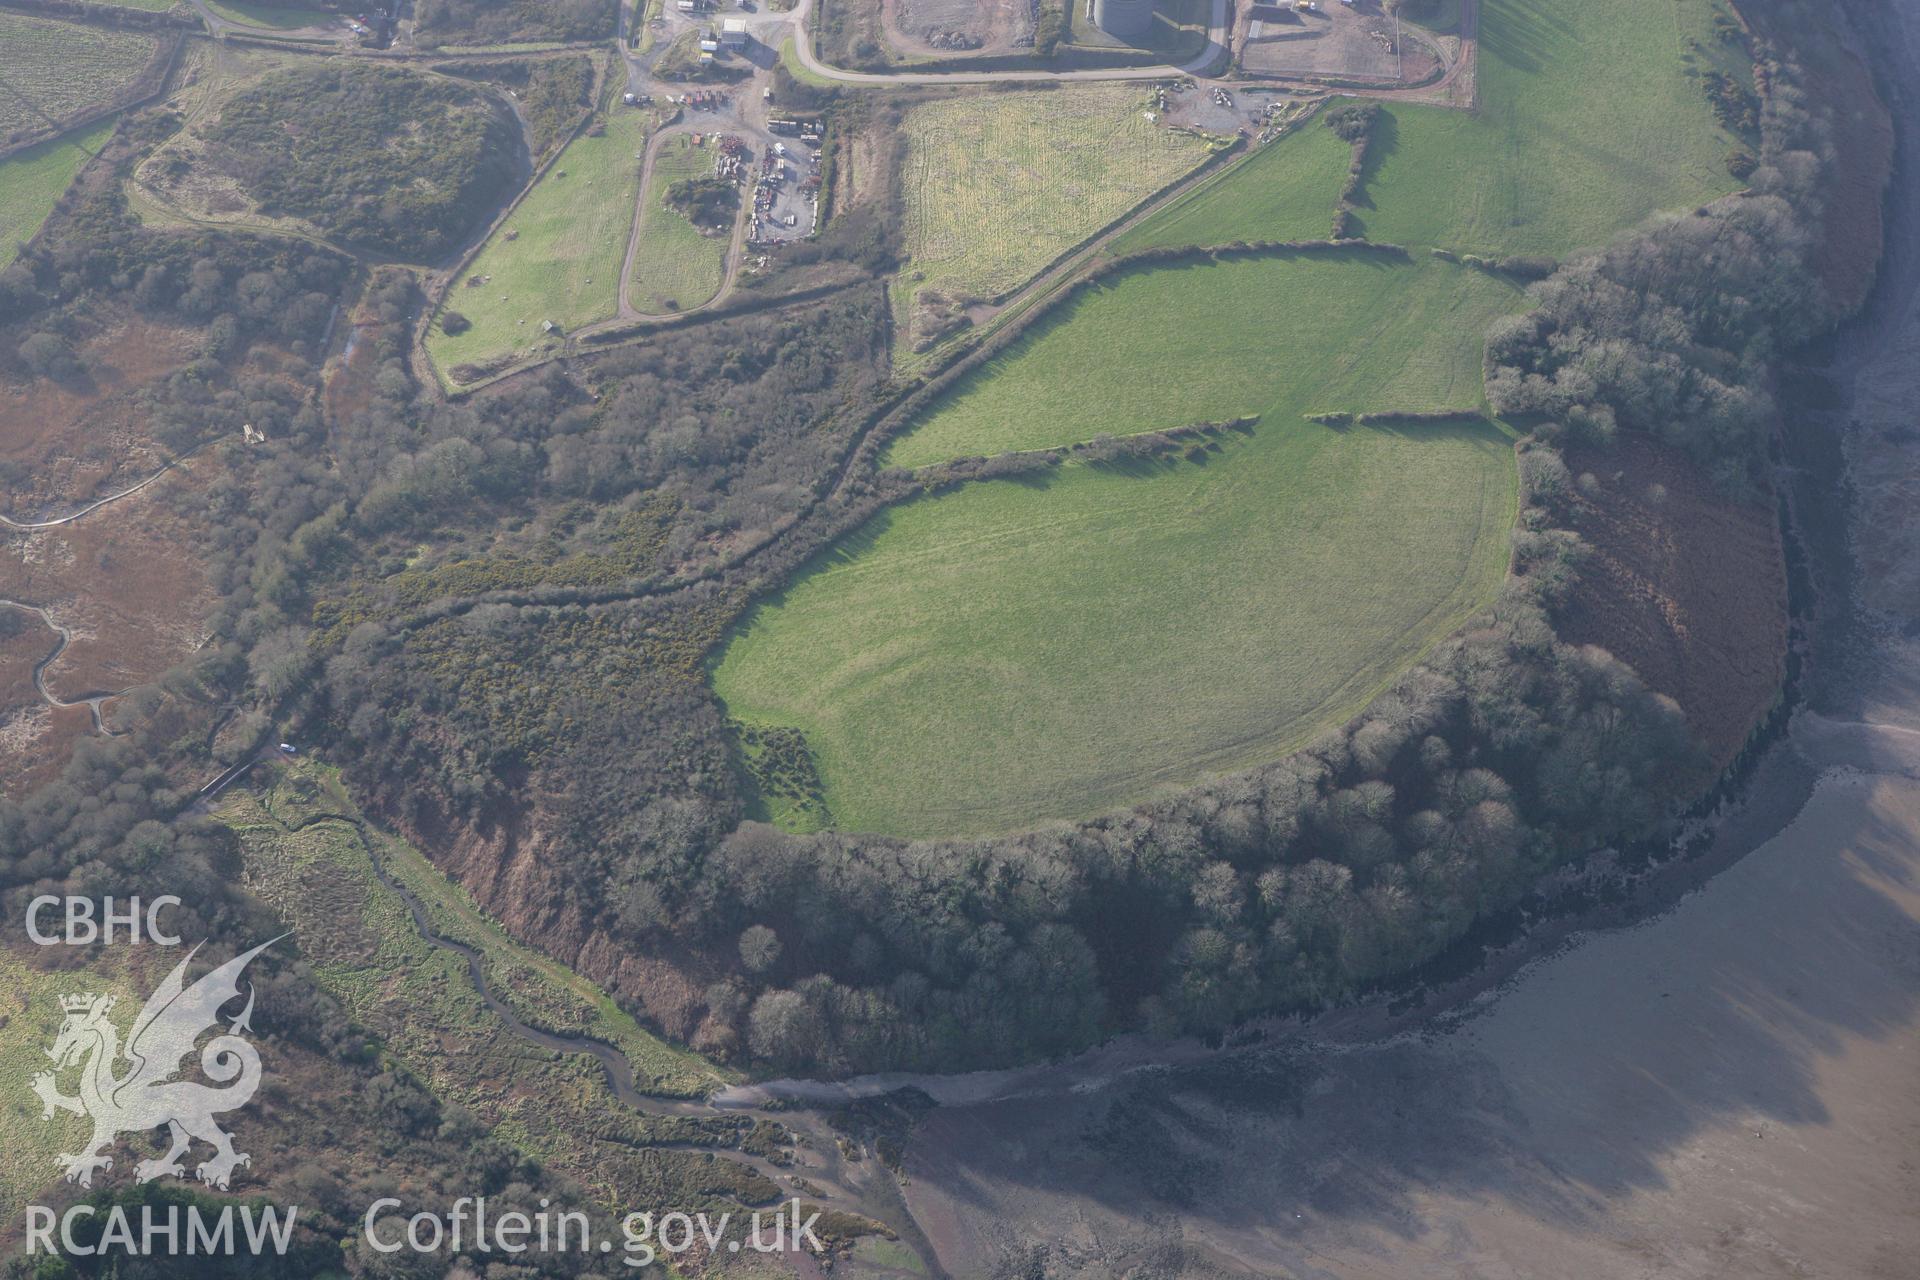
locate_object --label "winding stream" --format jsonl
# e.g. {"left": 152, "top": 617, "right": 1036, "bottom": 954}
{"left": 0, "top": 598, "right": 119, "bottom": 734}
{"left": 251, "top": 803, "right": 942, "bottom": 1263}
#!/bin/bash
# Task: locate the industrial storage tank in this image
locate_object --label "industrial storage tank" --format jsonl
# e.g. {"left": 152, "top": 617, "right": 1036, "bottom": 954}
{"left": 1093, "top": 0, "right": 1155, "bottom": 40}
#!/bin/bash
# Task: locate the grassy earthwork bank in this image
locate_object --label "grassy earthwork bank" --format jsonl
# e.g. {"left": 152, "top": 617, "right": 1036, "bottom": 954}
{"left": 238, "top": 760, "right": 727, "bottom": 1099}
{"left": 0, "top": 952, "right": 137, "bottom": 1225}
{"left": 429, "top": 108, "right": 654, "bottom": 379}
{"left": 716, "top": 253, "right": 1523, "bottom": 836}
{"left": 218, "top": 771, "right": 790, "bottom": 1214}
{"left": 1109, "top": 112, "right": 1354, "bottom": 253}
{"left": 627, "top": 133, "right": 730, "bottom": 314}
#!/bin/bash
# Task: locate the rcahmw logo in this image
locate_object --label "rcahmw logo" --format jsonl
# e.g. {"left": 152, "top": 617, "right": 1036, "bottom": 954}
{"left": 25, "top": 1200, "right": 297, "bottom": 1261}
{"left": 29, "top": 938, "right": 280, "bottom": 1190}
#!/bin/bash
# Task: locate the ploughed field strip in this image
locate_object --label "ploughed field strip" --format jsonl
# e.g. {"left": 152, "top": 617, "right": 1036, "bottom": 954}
{"left": 0, "top": 12, "right": 157, "bottom": 143}
{"left": 716, "top": 254, "right": 1522, "bottom": 837}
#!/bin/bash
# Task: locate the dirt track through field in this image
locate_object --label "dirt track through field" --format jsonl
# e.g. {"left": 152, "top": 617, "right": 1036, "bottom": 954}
{"left": 611, "top": 126, "right": 751, "bottom": 324}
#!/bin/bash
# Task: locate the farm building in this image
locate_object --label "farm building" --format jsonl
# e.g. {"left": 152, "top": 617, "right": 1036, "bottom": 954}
{"left": 720, "top": 17, "right": 750, "bottom": 46}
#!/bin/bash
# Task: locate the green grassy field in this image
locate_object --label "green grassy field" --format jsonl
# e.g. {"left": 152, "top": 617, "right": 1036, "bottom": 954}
{"left": 0, "top": 117, "right": 113, "bottom": 267}
{"left": 712, "top": 0, "right": 1745, "bottom": 837}
{"left": 1358, "top": 0, "right": 1741, "bottom": 255}
{"left": 1109, "top": 113, "right": 1351, "bottom": 253}
{"left": 887, "top": 249, "right": 1507, "bottom": 467}
{"left": 203, "top": 0, "right": 338, "bottom": 28}
{"left": 429, "top": 109, "right": 653, "bottom": 380}
{"left": 628, "top": 132, "right": 729, "bottom": 314}
{"left": 716, "top": 254, "right": 1520, "bottom": 836}
{"left": 0, "top": 13, "right": 157, "bottom": 143}
{"left": 894, "top": 86, "right": 1211, "bottom": 358}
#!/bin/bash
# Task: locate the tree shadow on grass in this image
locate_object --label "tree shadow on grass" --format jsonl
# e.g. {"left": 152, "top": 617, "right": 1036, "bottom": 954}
{"left": 1476, "top": 0, "right": 1576, "bottom": 75}
{"left": 1346, "top": 106, "right": 1399, "bottom": 214}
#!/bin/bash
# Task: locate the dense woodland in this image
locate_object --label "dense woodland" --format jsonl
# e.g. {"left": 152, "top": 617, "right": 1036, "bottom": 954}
{"left": 1486, "top": 49, "right": 1833, "bottom": 494}
{"left": 204, "top": 64, "right": 520, "bottom": 260}
{"left": 440, "top": 53, "right": 596, "bottom": 160}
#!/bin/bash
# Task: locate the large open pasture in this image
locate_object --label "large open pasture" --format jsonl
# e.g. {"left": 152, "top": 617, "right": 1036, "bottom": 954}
{"left": 1357, "top": 0, "right": 1741, "bottom": 255}
{"left": 1109, "top": 113, "right": 1352, "bottom": 254}
{"left": 887, "top": 248, "right": 1509, "bottom": 467}
{"left": 429, "top": 109, "right": 652, "bottom": 380}
{"left": 711, "top": 0, "right": 1749, "bottom": 836}
{"left": 716, "top": 254, "right": 1520, "bottom": 836}
{"left": 0, "top": 118, "right": 113, "bottom": 267}
{"left": 627, "top": 133, "right": 728, "bottom": 315}
{"left": 894, "top": 86, "right": 1211, "bottom": 356}
{"left": 0, "top": 13, "right": 158, "bottom": 144}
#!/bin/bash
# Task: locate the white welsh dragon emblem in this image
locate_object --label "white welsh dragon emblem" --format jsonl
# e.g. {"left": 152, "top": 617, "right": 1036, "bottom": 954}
{"left": 30, "top": 938, "right": 280, "bottom": 1190}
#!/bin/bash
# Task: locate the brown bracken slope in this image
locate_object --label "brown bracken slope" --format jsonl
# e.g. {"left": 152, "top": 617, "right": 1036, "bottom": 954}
{"left": 1555, "top": 435, "right": 1787, "bottom": 770}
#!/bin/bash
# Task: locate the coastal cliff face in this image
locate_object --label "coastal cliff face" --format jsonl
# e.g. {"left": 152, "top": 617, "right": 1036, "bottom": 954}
{"left": 1798, "top": 19, "right": 1896, "bottom": 319}
{"left": 391, "top": 787, "right": 716, "bottom": 1044}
